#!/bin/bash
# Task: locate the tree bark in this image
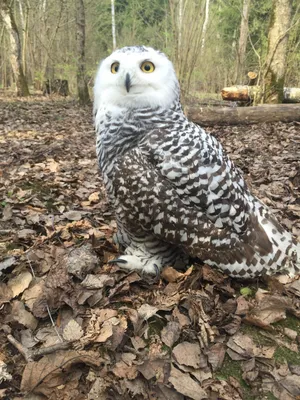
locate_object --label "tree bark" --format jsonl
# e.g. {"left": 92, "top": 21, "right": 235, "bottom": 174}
{"left": 222, "top": 85, "right": 300, "bottom": 103}
{"left": 235, "top": 0, "right": 251, "bottom": 83}
{"left": 185, "top": 104, "right": 300, "bottom": 126}
{"left": 76, "top": 0, "right": 90, "bottom": 105}
{"left": 263, "top": 0, "right": 292, "bottom": 103}
{"left": 0, "top": 0, "right": 30, "bottom": 96}
{"left": 200, "top": 0, "right": 210, "bottom": 54}
{"left": 111, "top": 0, "right": 116, "bottom": 50}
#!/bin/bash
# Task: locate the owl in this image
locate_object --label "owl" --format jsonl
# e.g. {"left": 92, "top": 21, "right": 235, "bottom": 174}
{"left": 93, "top": 46, "right": 300, "bottom": 279}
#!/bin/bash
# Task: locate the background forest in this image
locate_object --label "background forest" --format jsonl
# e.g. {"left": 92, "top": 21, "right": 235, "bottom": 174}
{"left": 0, "top": 0, "right": 300, "bottom": 101}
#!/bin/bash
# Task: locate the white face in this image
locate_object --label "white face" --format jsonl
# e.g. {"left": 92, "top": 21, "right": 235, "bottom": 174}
{"left": 93, "top": 46, "right": 179, "bottom": 112}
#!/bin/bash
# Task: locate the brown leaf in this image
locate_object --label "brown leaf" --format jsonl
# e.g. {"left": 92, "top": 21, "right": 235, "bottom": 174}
{"left": 161, "top": 321, "right": 181, "bottom": 348}
{"left": 81, "top": 274, "right": 114, "bottom": 289}
{"left": 207, "top": 343, "right": 226, "bottom": 371}
{"left": 112, "top": 360, "right": 138, "bottom": 380}
{"left": 63, "top": 210, "right": 82, "bottom": 221}
{"left": 168, "top": 366, "right": 207, "bottom": 400}
{"left": 21, "top": 350, "right": 101, "bottom": 392}
{"left": 0, "top": 283, "right": 13, "bottom": 305}
{"left": 9, "top": 300, "right": 38, "bottom": 330}
{"left": 247, "top": 290, "right": 294, "bottom": 326}
{"left": 137, "top": 359, "right": 166, "bottom": 381}
{"left": 62, "top": 319, "right": 84, "bottom": 342}
{"left": 227, "top": 332, "right": 276, "bottom": 360}
{"left": 2, "top": 205, "right": 13, "bottom": 221}
{"left": 172, "top": 342, "right": 202, "bottom": 369}
{"left": 66, "top": 244, "right": 99, "bottom": 279}
{"left": 137, "top": 304, "right": 159, "bottom": 320}
{"left": 7, "top": 271, "right": 32, "bottom": 298}
{"left": 22, "top": 279, "right": 45, "bottom": 310}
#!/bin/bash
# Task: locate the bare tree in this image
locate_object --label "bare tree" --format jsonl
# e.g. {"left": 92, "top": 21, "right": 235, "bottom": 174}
{"left": 0, "top": 0, "right": 29, "bottom": 96}
{"left": 201, "top": 0, "right": 210, "bottom": 54}
{"left": 76, "top": 0, "right": 90, "bottom": 105}
{"left": 263, "top": 0, "right": 292, "bottom": 103}
{"left": 235, "top": 0, "right": 251, "bottom": 83}
{"left": 111, "top": 0, "right": 116, "bottom": 50}
{"left": 169, "top": 0, "right": 206, "bottom": 99}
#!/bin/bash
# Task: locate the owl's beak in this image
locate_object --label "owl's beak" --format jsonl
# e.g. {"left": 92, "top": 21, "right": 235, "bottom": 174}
{"left": 125, "top": 73, "right": 131, "bottom": 93}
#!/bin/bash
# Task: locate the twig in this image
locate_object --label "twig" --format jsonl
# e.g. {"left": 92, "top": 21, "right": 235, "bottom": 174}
{"left": 31, "top": 342, "right": 71, "bottom": 358}
{"left": 7, "top": 334, "right": 71, "bottom": 361}
{"left": 46, "top": 303, "right": 64, "bottom": 343}
{"left": 7, "top": 334, "right": 33, "bottom": 362}
{"left": 26, "top": 253, "right": 36, "bottom": 278}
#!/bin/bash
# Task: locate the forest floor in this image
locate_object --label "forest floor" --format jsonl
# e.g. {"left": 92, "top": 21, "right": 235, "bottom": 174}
{"left": 0, "top": 96, "right": 300, "bottom": 400}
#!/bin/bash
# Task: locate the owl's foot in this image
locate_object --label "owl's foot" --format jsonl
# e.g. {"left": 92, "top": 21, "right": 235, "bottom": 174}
{"left": 108, "top": 255, "right": 161, "bottom": 277}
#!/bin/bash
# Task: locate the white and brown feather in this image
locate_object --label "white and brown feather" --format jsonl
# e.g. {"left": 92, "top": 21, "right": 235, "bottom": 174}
{"left": 94, "top": 46, "right": 300, "bottom": 278}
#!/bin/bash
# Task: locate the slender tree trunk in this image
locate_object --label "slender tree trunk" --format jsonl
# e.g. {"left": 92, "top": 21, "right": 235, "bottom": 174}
{"left": 0, "top": 0, "right": 29, "bottom": 96}
{"left": 235, "top": 0, "right": 251, "bottom": 83}
{"left": 201, "top": 0, "right": 210, "bottom": 54}
{"left": 76, "top": 0, "right": 90, "bottom": 105}
{"left": 111, "top": 0, "right": 116, "bottom": 50}
{"left": 263, "top": 0, "right": 292, "bottom": 103}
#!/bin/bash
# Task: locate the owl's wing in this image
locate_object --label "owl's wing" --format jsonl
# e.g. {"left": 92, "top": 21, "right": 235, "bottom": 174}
{"left": 139, "top": 128, "right": 251, "bottom": 234}
{"left": 112, "top": 146, "right": 274, "bottom": 276}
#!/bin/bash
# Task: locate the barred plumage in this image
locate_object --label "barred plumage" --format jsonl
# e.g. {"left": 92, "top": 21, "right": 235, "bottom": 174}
{"left": 94, "top": 46, "right": 300, "bottom": 279}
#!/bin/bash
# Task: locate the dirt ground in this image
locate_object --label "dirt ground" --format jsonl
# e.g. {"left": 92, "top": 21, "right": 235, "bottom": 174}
{"left": 0, "top": 97, "right": 300, "bottom": 400}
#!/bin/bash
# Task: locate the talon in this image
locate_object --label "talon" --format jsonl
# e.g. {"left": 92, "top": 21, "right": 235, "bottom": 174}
{"left": 153, "top": 263, "right": 160, "bottom": 280}
{"left": 108, "top": 258, "right": 128, "bottom": 264}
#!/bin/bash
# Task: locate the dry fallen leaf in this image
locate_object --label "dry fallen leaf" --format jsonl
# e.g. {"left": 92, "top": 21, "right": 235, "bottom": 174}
{"left": 81, "top": 274, "right": 114, "bottom": 289}
{"left": 10, "top": 300, "right": 38, "bottom": 330}
{"left": 8, "top": 271, "right": 32, "bottom": 298}
{"left": 63, "top": 210, "right": 83, "bottom": 221}
{"left": 21, "top": 350, "right": 101, "bottom": 393}
{"left": 161, "top": 321, "right": 181, "bottom": 348}
{"left": 0, "top": 360, "right": 12, "bottom": 383}
{"left": 62, "top": 319, "right": 84, "bottom": 342}
{"left": 137, "top": 304, "right": 159, "bottom": 320}
{"left": 169, "top": 366, "right": 207, "bottom": 400}
{"left": 172, "top": 342, "right": 202, "bottom": 369}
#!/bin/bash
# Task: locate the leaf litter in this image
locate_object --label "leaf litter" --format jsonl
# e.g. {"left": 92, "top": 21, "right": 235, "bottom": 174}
{"left": 0, "top": 97, "right": 300, "bottom": 399}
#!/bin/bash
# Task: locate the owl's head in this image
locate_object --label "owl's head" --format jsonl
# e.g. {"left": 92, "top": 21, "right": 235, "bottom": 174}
{"left": 93, "top": 46, "right": 180, "bottom": 111}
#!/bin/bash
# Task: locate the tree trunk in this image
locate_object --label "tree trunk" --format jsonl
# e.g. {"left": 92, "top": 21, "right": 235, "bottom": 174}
{"left": 235, "top": 0, "right": 251, "bottom": 83}
{"left": 201, "top": 0, "right": 210, "bottom": 54}
{"left": 222, "top": 85, "right": 300, "bottom": 103}
{"left": 0, "top": 0, "right": 29, "bottom": 96}
{"left": 185, "top": 104, "right": 300, "bottom": 126}
{"left": 76, "top": 0, "right": 90, "bottom": 105}
{"left": 111, "top": 0, "right": 116, "bottom": 50}
{"left": 263, "top": 0, "right": 292, "bottom": 103}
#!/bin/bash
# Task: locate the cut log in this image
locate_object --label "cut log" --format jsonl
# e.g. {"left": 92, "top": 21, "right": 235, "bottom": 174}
{"left": 221, "top": 85, "right": 300, "bottom": 103}
{"left": 185, "top": 104, "right": 300, "bottom": 126}
{"left": 247, "top": 71, "right": 258, "bottom": 86}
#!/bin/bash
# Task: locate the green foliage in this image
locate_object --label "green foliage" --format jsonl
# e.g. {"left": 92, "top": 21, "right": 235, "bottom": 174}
{"left": 1, "top": 0, "right": 299, "bottom": 97}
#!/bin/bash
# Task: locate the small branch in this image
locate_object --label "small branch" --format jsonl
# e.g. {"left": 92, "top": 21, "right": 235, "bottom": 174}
{"left": 7, "top": 334, "right": 71, "bottom": 361}
{"left": 7, "top": 334, "right": 33, "bottom": 362}
{"left": 46, "top": 303, "right": 64, "bottom": 343}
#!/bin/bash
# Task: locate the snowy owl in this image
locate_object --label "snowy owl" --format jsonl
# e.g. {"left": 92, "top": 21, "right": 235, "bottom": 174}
{"left": 93, "top": 45, "right": 300, "bottom": 279}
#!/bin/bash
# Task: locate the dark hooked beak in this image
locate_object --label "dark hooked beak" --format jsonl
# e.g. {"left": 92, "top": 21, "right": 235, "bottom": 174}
{"left": 125, "top": 73, "right": 131, "bottom": 93}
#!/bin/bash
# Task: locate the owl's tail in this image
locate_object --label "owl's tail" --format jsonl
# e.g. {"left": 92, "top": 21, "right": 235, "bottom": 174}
{"left": 254, "top": 198, "right": 300, "bottom": 277}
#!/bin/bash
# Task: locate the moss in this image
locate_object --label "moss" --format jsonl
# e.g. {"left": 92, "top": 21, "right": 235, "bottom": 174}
{"left": 274, "top": 346, "right": 300, "bottom": 365}
{"left": 216, "top": 354, "right": 254, "bottom": 400}
{"left": 274, "top": 314, "right": 300, "bottom": 334}
{"left": 148, "top": 316, "right": 166, "bottom": 337}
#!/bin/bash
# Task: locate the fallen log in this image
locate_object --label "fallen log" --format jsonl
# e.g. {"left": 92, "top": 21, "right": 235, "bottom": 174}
{"left": 221, "top": 85, "right": 300, "bottom": 103}
{"left": 185, "top": 104, "right": 300, "bottom": 126}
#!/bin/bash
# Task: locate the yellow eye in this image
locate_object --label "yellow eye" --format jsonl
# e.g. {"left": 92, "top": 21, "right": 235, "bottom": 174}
{"left": 140, "top": 61, "right": 155, "bottom": 73}
{"left": 111, "top": 62, "right": 120, "bottom": 74}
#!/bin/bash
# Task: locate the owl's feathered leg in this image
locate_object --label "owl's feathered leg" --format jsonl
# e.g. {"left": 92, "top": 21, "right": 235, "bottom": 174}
{"left": 108, "top": 249, "right": 161, "bottom": 276}
{"left": 109, "top": 234, "right": 188, "bottom": 276}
